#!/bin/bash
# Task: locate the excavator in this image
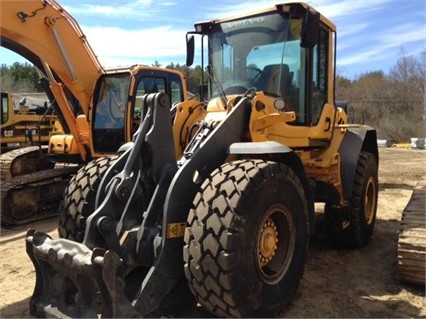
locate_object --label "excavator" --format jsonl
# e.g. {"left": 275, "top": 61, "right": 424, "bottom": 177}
{"left": 25, "top": 2, "right": 379, "bottom": 318}
{"left": 0, "top": 90, "right": 72, "bottom": 225}
{"left": 0, "top": 91, "right": 64, "bottom": 153}
{"left": 0, "top": 0, "right": 188, "bottom": 225}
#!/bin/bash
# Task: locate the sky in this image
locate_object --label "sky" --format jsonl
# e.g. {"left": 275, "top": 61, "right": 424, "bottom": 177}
{"left": 1, "top": 0, "right": 425, "bottom": 79}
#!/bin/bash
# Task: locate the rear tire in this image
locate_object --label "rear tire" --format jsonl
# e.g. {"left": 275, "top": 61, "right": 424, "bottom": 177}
{"left": 58, "top": 155, "right": 119, "bottom": 241}
{"left": 184, "top": 159, "right": 309, "bottom": 317}
{"left": 326, "top": 151, "right": 378, "bottom": 248}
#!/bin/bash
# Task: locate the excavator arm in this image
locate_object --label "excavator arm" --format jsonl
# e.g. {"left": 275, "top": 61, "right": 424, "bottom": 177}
{"left": 0, "top": 0, "right": 190, "bottom": 227}
{"left": 0, "top": 0, "right": 103, "bottom": 116}
{"left": 1, "top": 0, "right": 105, "bottom": 160}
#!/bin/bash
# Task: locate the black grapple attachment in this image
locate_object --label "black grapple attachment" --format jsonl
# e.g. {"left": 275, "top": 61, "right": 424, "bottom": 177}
{"left": 26, "top": 92, "right": 178, "bottom": 318}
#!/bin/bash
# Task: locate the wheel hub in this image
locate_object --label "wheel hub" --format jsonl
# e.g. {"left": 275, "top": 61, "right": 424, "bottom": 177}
{"left": 258, "top": 218, "right": 278, "bottom": 267}
{"left": 364, "top": 176, "right": 377, "bottom": 224}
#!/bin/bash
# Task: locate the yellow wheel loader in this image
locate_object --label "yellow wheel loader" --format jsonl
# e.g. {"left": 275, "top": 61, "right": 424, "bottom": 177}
{"left": 0, "top": 0, "right": 188, "bottom": 225}
{"left": 26, "top": 2, "right": 378, "bottom": 318}
{"left": 0, "top": 91, "right": 63, "bottom": 152}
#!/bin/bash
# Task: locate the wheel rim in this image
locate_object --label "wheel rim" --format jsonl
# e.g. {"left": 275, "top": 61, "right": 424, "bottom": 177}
{"left": 364, "top": 176, "right": 377, "bottom": 224}
{"left": 256, "top": 204, "right": 295, "bottom": 285}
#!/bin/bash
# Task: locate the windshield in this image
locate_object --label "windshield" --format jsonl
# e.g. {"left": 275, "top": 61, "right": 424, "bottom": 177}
{"left": 209, "top": 12, "right": 304, "bottom": 97}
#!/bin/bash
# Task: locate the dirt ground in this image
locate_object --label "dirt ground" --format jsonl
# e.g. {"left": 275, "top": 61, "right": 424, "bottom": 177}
{"left": 0, "top": 147, "right": 425, "bottom": 318}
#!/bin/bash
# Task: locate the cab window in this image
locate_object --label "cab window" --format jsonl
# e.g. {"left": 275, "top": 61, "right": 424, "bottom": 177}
{"left": 312, "top": 27, "right": 329, "bottom": 125}
{"left": 1, "top": 92, "right": 9, "bottom": 124}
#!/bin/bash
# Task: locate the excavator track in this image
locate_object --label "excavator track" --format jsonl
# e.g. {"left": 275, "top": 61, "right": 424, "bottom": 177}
{"left": 1, "top": 146, "right": 54, "bottom": 181}
{"left": 1, "top": 166, "right": 79, "bottom": 226}
{"left": 1, "top": 146, "right": 80, "bottom": 226}
{"left": 397, "top": 176, "right": 426, "bottom": 285}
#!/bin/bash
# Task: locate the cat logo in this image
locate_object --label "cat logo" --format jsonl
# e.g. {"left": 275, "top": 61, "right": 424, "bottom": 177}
{"left": 3, "top": 130, "right": 13, "bottom": 137}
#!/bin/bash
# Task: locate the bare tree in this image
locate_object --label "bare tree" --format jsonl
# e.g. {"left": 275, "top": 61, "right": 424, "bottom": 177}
{"left": 385, "top": 48, "right": 426, "bottom": 139}
{"left": 346, "top": 71, "right": 388, "bottom": 127}
{"left": 335, "top": 48, "right": 425, "bottom": 141}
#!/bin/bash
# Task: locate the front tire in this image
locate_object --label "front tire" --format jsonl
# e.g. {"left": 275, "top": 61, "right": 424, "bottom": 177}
{"left": 184, "top": 159, "right": 310, "bottom": 317}
{"left": 58, "top": 155, "right": 119, "bottom": 241}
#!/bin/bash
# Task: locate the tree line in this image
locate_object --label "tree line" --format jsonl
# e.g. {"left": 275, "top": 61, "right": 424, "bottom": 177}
{"left": 1, "top": 50, "right": 424, "bottom": 141}
{"left": 335, "top": 50, "right": 425, "bottom": 141}
{"left": 0, "top": 62, "right": 40, "bottom": 92}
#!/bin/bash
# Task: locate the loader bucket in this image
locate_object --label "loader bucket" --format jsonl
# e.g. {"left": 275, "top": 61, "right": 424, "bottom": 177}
{"left": 25, "top": 229, "right": 139, "bottom": 318}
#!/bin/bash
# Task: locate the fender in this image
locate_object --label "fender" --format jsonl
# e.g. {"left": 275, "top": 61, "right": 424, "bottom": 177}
{"left": 339, "top": 126, "right": 378, "bottom": 199}
{"left": 229, "top": 140, "right": 292, "bottom": 154}
{"left": 229, "top": 140, "right": 316, "bottom": 236}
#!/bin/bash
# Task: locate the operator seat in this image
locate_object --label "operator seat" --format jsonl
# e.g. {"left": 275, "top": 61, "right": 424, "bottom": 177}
{"left": 256, "top": 63, "right": 293, "bottom": 95}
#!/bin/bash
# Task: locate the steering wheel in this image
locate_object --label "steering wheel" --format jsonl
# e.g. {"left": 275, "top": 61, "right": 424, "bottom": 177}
{"left": 223, "top": 80, "right": 253, "bottom": 95}
{"left": 213, "top": 67, "right": 263, "bottom": 96}
{"left": 224, "top": 84, "right": 251, "bottom": 95}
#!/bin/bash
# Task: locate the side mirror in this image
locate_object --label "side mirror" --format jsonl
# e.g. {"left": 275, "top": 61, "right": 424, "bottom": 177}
{"left": 186, "top": 34, "right": 195, "bottom": 67}
{"left": 300, "top": 9, "right": 320, "bottom": 48}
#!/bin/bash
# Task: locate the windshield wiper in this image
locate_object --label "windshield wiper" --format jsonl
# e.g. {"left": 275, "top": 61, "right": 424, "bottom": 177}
{"left": 206, "top": 65, "right": 228, "bottom": 109}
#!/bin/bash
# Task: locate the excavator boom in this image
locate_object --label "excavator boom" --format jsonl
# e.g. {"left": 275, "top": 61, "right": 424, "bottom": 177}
{"left": 1, "top": 0, "right": 103, "bottom": 117}
{"left": 0, "top": 0, "right": 189, "bottom": 226}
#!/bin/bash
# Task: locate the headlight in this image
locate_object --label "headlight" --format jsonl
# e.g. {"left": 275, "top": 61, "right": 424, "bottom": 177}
{"left": 273, "top": 98, "right": 286, "bottom": 111}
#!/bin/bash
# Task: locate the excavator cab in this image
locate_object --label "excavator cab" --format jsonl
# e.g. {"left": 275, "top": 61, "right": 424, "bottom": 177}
{"left": 91, "top": 68, "right": 186, "bottom": 153}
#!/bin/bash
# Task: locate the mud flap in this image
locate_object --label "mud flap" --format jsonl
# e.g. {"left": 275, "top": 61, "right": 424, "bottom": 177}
{"left": 26, "top": 229, "right": 139, "bottom": 318}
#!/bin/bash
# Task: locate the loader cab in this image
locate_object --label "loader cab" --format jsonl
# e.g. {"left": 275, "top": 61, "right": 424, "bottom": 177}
{"left": 92, "top": 69, "right": 186, "bottom": 154}
{"left": 187, "top": 3, "right": 339, "bottom": 146}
